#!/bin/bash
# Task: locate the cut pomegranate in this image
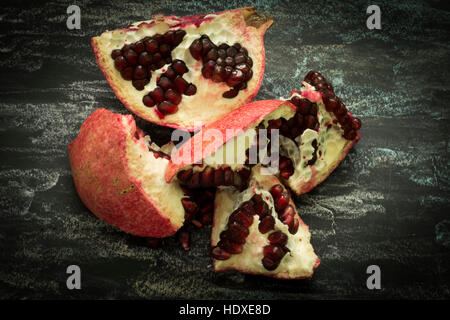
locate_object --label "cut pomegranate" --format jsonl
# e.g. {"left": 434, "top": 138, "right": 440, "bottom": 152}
{"left": 91, "top": 7, "right": 273, "bottom": 131}
{"left": 68, "top": 109, "right": 186, "bottom": 237}
{"left": 211, "top": 165, "right": 320, "bottom": 279}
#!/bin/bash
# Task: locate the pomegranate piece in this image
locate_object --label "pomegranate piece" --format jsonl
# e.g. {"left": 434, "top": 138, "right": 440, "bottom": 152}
{"left": 92, "top": 7, "right": 273, "bottom": 131}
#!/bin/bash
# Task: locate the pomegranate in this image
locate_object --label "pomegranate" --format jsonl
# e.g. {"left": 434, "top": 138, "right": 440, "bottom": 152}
{"left": 68, "top": 108, "right": 188, "bottom": 237}
{"left": 91, "top": 7, "right": 273, "bottom": 131}
{"left": 211, "top": 165, "right": 320, "bottom": 279}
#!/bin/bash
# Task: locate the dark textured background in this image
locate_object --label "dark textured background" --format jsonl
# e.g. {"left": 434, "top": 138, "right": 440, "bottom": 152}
{"left": 0, "top": 0, "right": 449, "bottom": 299}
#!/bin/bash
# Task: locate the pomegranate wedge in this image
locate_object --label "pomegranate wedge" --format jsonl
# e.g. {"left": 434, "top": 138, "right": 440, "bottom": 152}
{"left": 91, "top": 7, "right": 273, "bottom": 131}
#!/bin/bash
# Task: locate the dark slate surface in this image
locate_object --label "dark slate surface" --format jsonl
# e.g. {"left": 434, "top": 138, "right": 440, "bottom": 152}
{"left": 0, "top": 0, "right": 449, "bottom": 299}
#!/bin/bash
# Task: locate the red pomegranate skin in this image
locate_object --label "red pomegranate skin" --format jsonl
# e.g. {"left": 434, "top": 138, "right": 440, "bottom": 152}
{"left": 68, "top": 108, "right": 181, "bottom": 237}
{"left": 165, "top": 100, "right": 296, "bottom": 182}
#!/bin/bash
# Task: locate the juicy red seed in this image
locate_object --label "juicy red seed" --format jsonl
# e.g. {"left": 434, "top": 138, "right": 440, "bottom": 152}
{"left": 263, "top": 245, "right": 286, "bottom": 262}
{"left": 184, "top": 83, "right": 197, "bottom": 96}
{"left": 212, "top": 65, "right": 225, "bottom": 82}
{"left": 223, "top": 167, "right": 234, "bottom": 185}
{"left": 280, "top": 169, "right": 294, "bottom": 179}
{"left": 305, "top": 71, "right": 319, "bottom": 81}
{"left": 324, "top": 97, "right": 339, "bottom": 112}
{"left": 178, "top": 231, "right": 190, "bottom": 251}
{"left": 142, "top": 95, "right": 155, "bottom": 107}
{"left": 295, "top": 113, "right": 304, "bottom": 126}
{"left": 281, "top": 205, "right": 295, "bottom": 220}
{"left": 225, "top": 56, "right": 235, "bottom": 66}
{"left": 234, "top": 53, "right": 246, "bottom": 64}
{"left": 289, "top": 217, "right": 300, "bottom": 234}
{"left": 343, "top": 129, "right": 357, "bottom": 140}
{"left": 218, "top": 49, "right": 227, "bottom": 58}
{"left": 172, "top": 59, "right": 188, "bottom": 74}
{"left": 181, "top": 198, "right": 198, "bottom": 214}
{"left": 114, "top": 56, "right": 127, "bottom": 71}
{"left": 121, "top": 44, "right": 132, "bottom": 53}
{"left": 352, "top": 117, "right": 362, "bottom": 130}
{"left": 229, "top": 210, "right": 253, "bottom": 228}
{"left": 132, "top": 79, "right": 149, "bottom": 90}
{"left": 336, "top": 103, "right": 347, "bottom": 115}
{"left": 165, "top": 66, "right": 177, "bottom": 80}
{"left": 189, "top": 39, "right": 202, "bottom": 60}
{"left": 259, "top": 215, "right": 275, "bottom": 234}
{"left": 310, "top": 103, "right": 318, "bottom": 115}
{"left": 279, "top": 156, "right": 293, "bottom": 170}
{"left": 275, "top": 192, "right": 290, "bottom": 212}
{"left": 111, "top": 49, "right": 122, "bottom": 59}
{"left": 145, "top": 39, "right": 159, "bottom": 53}
{"left": 163, "top": 30, "right": 174, "bottom": 45}
{"left": 174, "top": 76, "right": 188, "bottom": 93}
{"left": 283, "top": 214, "right": 294, "bottom": 227}
{"left": 177, "top": 169, "right": 193, "bottom": 182}
{"left": 227, "top": 69, "right": 245, "bottom": 87}
{"left": 216, "top": 57, "right": 225, "bottom": 66}
{"left": 138, "top": 52, "right": 152, "bottom": 66}
{"left": 157, "top": 101, "right": 178, "bottom": 115}
{"left": 205, "top": 48, "right": 218, "bottom": 61}
{"left": 173, "top": 30, "right": 186, "bottom": 46}
{"left": 290, "top": 95, "right": 302, "bottom": 107}
{"left": 269, "top": 184, "right": 284, "bottom": 199}
{"left": 297, "top": 99, "right": 311, "bottom": 115}
{"left": 133, "top": 65, "right": 147, "bottom": 79}
{"left": 224, "top": 66, "right": 233, "bottom": 79}
{"left": 165, "top": 88, "right": 182, "bottom": 105}
{"left": 219, "top": 239, "right": 243, "bottom": 254}
{"left": 200, "top": 167, "right": 214, "bottom": 187}
{"left": 226, "top": 222, "right": 249, "bottom": 244}
{"left": 233, "top": 43, "right": 241, "bottom": 50}
{"left": 153, "top": 34, "right": 164, "bottom": 43}
{"left": 233, "top": 171, "right": 243, "bottom": 187}
{"left": 133, "top": 40, "right": 145, "bottom": 53}
{"left": 304, "top": 115, "right": 316, "bottom": 129}
{"left": 189, "top": 172, "right": 200, "bottom": 187}
{"left": 268, "top": 231, "right": 288, "bottom": 247}
{"left": 245, "top": 70, "right": 253, "bottom": 81}
{"left": 213, "top": 168, "right": 224, "bottom": 185}
{"left": 235, "top": 63, "right": 249, "bottom": 74}
{"left": 158, "top": 76, "right": 174, "bottom": 90}
{"left": 124, "top": 50, "right": 138, "bottom": 66}
{"left": 152, "top": 52, "right": 162, "bottom": 63}
{"left": 211, "top": 246, "right": 230, "bottom": 260}
{"left": 245, "top": 56, "right": 252, "bottom": 67}
{"left": 226, "top": 46, "right": 237, "bottom": 57}
{"left": 262, "top": 256, "right": 279, "bottom": 271}
{"left": 202, "top": 60, "right": 216, "bottom": 78}
{"left": 150, "top": 87, "right": 165, "bottom": 103}
{"left": 223, "top": 88, "right": 238, "bottom": 98}
{"left": 121, "top": 67, "right": 133, "bottom": 80}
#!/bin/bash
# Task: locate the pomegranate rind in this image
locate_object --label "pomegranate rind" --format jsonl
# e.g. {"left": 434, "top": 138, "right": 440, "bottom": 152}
{"left": 211, "top": 166, "right": 320, "bottom": 279}
{"left": 91, "top": 7, "right": 273, "bottom": 131}
{"left": 165, "top": 100, "right": 296, "bottom": 182}
{"left": 68, "top": 108, "right": 185, "bottom": 237}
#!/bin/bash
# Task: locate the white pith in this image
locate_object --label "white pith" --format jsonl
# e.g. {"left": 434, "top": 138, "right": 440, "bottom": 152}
{"left": 124, "top": 119, "right": 185, "bottom": 229}
{"left": 212, "top": 166, "right": 318, "bottom": 279}
{"left": 93, "top": 9, "right": 269, "bottom": 129}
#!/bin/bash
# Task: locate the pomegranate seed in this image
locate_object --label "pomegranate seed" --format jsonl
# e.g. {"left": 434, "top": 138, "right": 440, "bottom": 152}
{"left": 132, "top": 79, "right": 149, "bottom": 90}
{"left": 281, "top": 205, "right": 295, "bottom": 221}
{"left": 280, "top": 169, "right": 294, "bottom": 179}
{"left": 133, "top": 65, "right": 147, "bottom": 79}
{"left": 152, "top": 52, "right": 162, "bottom": 63}
{"left": 211, "top": 246, "right": 230, "bottom": 260}
{"left": 142, "top": 95, "right": 155, "bottom": 107}
{"left": 283, "top": 214, "right": 294, "bottom": 227}
{"left": 191, "top": 220, "right": 202, "bottom": 228}
{"left": 275, "top": 192, "right": 290, "bottom": 212}
{"left": 235, "top": 63, "right": 249, "bottom": 74}
{"left": 164, "top": 66, "right": 177, "bottom": 80}
{"left": 120, "top": 67, "right": 133, "bottom": 80}
{"left": 181, "top": 198, "right": 198, "bottom": 214}
{"left": 158, "top": 76, "right": 174, "bottom": 91}
{"left": 279, "top": 156, "right": 293, "bottom": 170}
{"left": 219, "top": 239, "right": 243, "bottom": 254}
{"left": 297, "top": 99, "right": 311, "bottom": 115}
{"left": 234, "top": 53, "right": 246, "bottom": 64}
{"left": 226, "top": 222, "right": 249, "bottom": 244}
{"left": 290, "top": 95, "right": 301, "bottom": 107}
{"left": 177, "top": 169, "right": 193, "bottom": 182}
{"left": 205, "top": 48, "right": 218, "bottom": 61}
{"left": 200, "top": 167, "right": 214, "bottom": 187}
{"left": 245, "top": 69, "right": 253, "bottom": 81}
{"left": 226, "top": 46, "right": 237, "bottom": 57}
{"left": 172, "top": 59, "right": 188, "bottom": 74}
{"left": 111, "top": 49, "right": 122, "bottom": 59}
{"left": 305, "top": 71, "right": 319, "bottom": 81}
{"left": 351, "top": 117, "right": 362, "bottom": 130}
{"left": 133, "top": 40, "right": 145, "bottom": 53}
{"left": 233, "top": 43, "right": 241, "bottom": 50}
{"left": 233, "top": 171, "right": 242, "bottom": 187}
{"left": 202, "top": 60, "right": 216, "bottom": 78}
{"left": 224, "top": 56, "right": 235, "bottom": 67}
{"left": 138, "top": 52, "right": 152, "bottom": 66}
{"left": 124, "top": 49, "right": 138, "bottom": 66}
{"left": 157, "top": 101, "right": 178, "bottom": 115}
{"left": 224, "top": 66, "right": 233, "bottom": 79}
{"left": 309, "top": 103, "right": 318, "bottom": 115}
{"left": 223, "top": 167, "right": 234, "bottom": 185}
{"left": 114, "top": 56, "right": 128, "bottom": 71}
{"left": 189, "top": 39, "right": 202, "bottom": 60}
{"left": 304, "top": 115, "right": 316, "bottom": 129}
{"left": 226, "top": 70, "right": 245, "bottom": 87}
{"left": 213, "top": 168, "right": 224, "bottom": 185}
{"left": 178, "top": 230, "right": 190, "bottom": 251}
{"left": 174, "top": 76, "right": 188, "bottom": 93}
{"left": 201, "top": 36, "right": 215, "bottom": 55}
{"left": 343, "top": 129, "right": 357, "bottom": 140}
{"left": 150, "top": 87, "right": 165, "bottom": 103}
{"left": 173, "top": 30, "right": 186, "bottom": 46}
{"left": 216, "top": 57, "right": 225, "bottom": 66}
{"left": 262, "top": 256, "right": 279, "bottom": 271}
{"left": 268, "top": 231, "right": 288, "bottom": 247}
{"left": 289, "top": 217, "right": 300, "bottom": 234}
{"left": 263, "top": 245, "right": 286, "bottom": 262}
{"left": 295, "top": 113, "right": 304, "bottom": 126}
{"left": 145, "top": 39, "right": 159, "bottom": 53}
{"left": 153, "top": 34, "right": 164, "bottom": 43}
{"left": 269, "top": 184, "right": 284, "bottom": 199}
{"left": 229, "top": 210, "right": 254, "bottom": 228}
{"left": 222, "top": 88, "right": 238, "bottom": 98}
{"left": 218, "top": 48, "right": 227, "bottom": 58}
{"left": 163, "top": 30, "right": 174, "bottom": 45}
{"left": 258, "top": 215, "right": 275, "bottom": 234}
{"left": 212, "top": 65, "right": 225, "bottom": 82}
{"left": 245, "top": 56, "right": 253, "bottom": 67}
{"left": 184, "top": 84, "right": 197, "bottom": 96}
{"left": 165, "top": 88, "right": 182, "bottom": 105}
{"left": 121, "top": 44, "right": 132, "bottom": 53}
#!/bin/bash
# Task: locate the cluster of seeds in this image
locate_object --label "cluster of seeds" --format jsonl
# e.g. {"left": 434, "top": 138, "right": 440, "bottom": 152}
{"left": 180, "top": 187, "right": 216, "bottom": 228}
{"left": 142, "top": 59, "right": 197, "bottom": 115}
{"left": 269, "top": 184, "right": 299, "bottom": 235}
{"left": 211, "top": 193, "right": 291, "bottom": 271}
{"left": 304, "top": 71, "right": 362, "bottom": 140}
{"left": 111, "top": 30, "right": 187, "bottom": 90}
{"left": 177, "top": 166, "right": 251, "bottom": 190}
{"left": 189, "top": 35, "right": 253, "bottom": 98}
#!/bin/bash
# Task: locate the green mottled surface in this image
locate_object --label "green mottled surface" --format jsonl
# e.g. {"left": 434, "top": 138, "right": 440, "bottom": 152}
{"left": 0, "top": 0, "right": 449, "bottom": 299}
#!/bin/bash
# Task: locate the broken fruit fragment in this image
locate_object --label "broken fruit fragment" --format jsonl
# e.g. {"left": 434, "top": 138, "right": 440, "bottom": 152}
{"left": 91, "top": 7, "right": 273, "bottom": 131}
